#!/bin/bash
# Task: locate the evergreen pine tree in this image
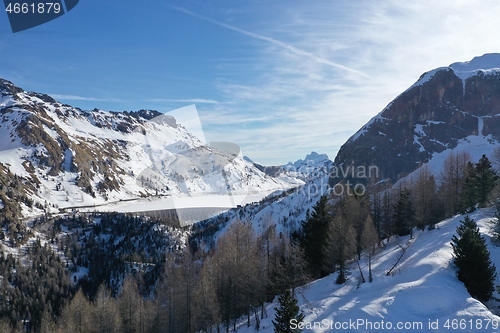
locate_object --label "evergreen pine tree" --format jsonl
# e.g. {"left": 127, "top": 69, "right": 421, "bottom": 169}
{"left": 301, "top": 195, "right": 330, "bottom": 277}
{"left": 427, "top": 175, "right": 445, "bottom": 228}
{"left": 475, "top": 154, "right": 497, "bottom": 207}
{"left": 272, "top": 289, "right": 304, "bottom": 333}
{"left": 392, "top": 188, "right": 415, "bottom": 237}
{"left": 451, "top": 215, "right": 496, "bottom": 302}
{"left": 460, "top": 162, "right": 478, "bottom": 212}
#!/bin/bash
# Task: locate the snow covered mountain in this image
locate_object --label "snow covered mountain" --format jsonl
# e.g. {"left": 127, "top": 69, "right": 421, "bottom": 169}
{"left": 245, "top": 152, "right": 332, "bottom": 180}
{"left": 0, "top": 78, "right": 302, "bottom": 220}
{"left": 285, "top": 151, "right": 331, "bottom": 172}
{"left": 335, "top": 53, "right": 500, "bottom": 182}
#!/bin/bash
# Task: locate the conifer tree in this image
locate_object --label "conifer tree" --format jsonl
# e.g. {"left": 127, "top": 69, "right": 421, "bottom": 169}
{"left": 301, "top": 195, "right": 329, "bottom": 277}
{"left": 272, "top": 289, "right": 304, "bottom": 333}
{"left": 380, "top": 190, "right": 394, "bottom": 238}
{"left": 451, "top": 215, "right": 496, "bottom": 302}
{"left": 346, "top": 192, "right": 371, "bottom": 260}
{"left": 460, "top": 162, "right": 478, "bottom": 212}
{"left": 412, "top": 166, "right": 442, "bottom": 229}
{"left": 392, "top": 188, "right": 415, "bottom": 237}
{"left": 439, "top": 151, "right": 471, "bottom": 216}
{"left": 118, "top": 277, "right": 142, "bottom": 333}
{"left": 272, "top": 236, "right": 309, "bottom": 296}
{"left": 192, "top": 258, "right": 220, "bottom": 333}
{"left": 361, "top": 215, "right": 378, "bottom": 283}
{"left": 460, "top": 156, "right": 497, "bottom": 211}
{"left": 475, "top": 154, "right": 497, "bottom": 207}
{"left": 323, "top": 201, "right": 356, "bottom": 284}
{"left": 58, "top": 290, "right": 93, "bottom": 333}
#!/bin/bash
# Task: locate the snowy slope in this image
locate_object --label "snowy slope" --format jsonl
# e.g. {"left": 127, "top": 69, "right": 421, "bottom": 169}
{"left": 410, "top": 53, "right": 500, "bottom": 91}
{"left": 399, "top": 116, "right": 498, "bottom": 185}
{"left": 237, "top": 209, "right": 500, "bottom": 333}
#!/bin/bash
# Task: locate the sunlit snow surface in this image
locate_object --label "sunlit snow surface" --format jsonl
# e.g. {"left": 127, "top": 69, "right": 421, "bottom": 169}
{"left": 410, "top": 53, "right": 500, "bottom": 90}
{"left": 237, "top": 209, "right": 500, "bottom": 333}
{"left": 401, "top": 118, "right": 497, "bottom": 188}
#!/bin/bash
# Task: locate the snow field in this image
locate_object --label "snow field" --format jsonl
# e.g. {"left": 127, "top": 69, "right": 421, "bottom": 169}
{"left": 237, "top": 209, "right": 500, "bottom": 333}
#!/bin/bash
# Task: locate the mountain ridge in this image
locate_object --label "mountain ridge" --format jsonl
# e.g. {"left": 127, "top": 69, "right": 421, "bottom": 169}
{"left": 335, "top": 53, "right": 500, "bottom": 183}
{"left": 0, "top": 78, "right": 303, "bottom": 222}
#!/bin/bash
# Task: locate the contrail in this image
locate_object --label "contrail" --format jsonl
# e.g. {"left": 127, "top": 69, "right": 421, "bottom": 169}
{"left": 168, "top": 6, "right": 371, "bottom": 79}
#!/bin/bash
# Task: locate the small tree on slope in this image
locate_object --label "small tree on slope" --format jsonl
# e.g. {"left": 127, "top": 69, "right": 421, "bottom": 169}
{"left": 451, "top": 215, "right": 496, "bottom": 303}
{"left": 272, "top": 289, "right": 304, "bottom": 333}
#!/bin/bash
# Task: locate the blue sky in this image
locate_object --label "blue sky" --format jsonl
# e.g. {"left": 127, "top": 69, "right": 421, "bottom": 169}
{"left": 1, "top": 0, "right": 500, "bottom": 165}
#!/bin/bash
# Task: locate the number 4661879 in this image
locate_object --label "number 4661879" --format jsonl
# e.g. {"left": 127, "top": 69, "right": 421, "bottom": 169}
{"left": 5, "top": 2, "right": 61, "bottom": 14}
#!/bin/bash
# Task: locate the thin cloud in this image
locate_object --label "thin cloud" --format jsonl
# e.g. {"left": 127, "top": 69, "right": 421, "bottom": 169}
{"left": 200, "top": 0, "right": 500, "bottom": 165}
{"left": 200, "top": 110, "right": 272, "bottom": 125}
{"left": 50, "top": 94, "right": 125, "bottom": 103}
{"left": 51, "top": 95, "right": 221, "bottom": 105}
{"left": 169, "top": 6, "right": 370, "bottom": 79}
{"left": 149, "top": 98, "right": 220, "bottom": 104}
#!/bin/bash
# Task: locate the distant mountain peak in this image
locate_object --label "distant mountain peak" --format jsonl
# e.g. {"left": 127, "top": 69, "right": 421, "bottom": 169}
{"left": 0, "top": 78, "right": 23, "bottom": 96}
{"left": 286, "top": 151, "right": 331, "bottom": 171}
{"left": 303, "top": 151, "right": 329, "bottom": 161}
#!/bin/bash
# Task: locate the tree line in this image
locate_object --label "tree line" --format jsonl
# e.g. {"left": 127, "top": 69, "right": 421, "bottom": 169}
{"left": 301, "top": 150, "right": 500, "bottom": 301}
{"left": 0, "top": 219, "right": 309, "bottom": 333}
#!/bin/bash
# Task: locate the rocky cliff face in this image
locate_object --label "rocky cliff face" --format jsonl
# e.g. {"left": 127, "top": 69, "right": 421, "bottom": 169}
{"left": 334, "top": 54, "right": 500, "bottom": 182}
